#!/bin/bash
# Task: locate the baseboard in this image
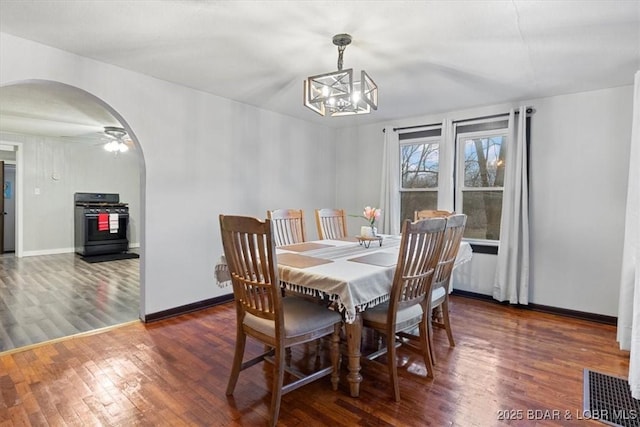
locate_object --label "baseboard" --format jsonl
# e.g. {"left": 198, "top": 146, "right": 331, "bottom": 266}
{"left": 22, "top": 244, "right": 139, "bottom": 257}
{"left": 22, "top": 247, "right": 76, "bottom": 257}
{"left": 451, "top": 289, "right": 617, "bottom": 326}
{"left": 144, "top": 293, "right": 234, "bottom": 323}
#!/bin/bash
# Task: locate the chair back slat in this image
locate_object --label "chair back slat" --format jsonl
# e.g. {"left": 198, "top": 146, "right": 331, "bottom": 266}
{"left": 390, "top": 218, "right": 446, "bottom": 317}
{"left": 267, "top": 209, "right": 306, "bottom": 247}
{"left": 432, "top": 214, "right": 467, "bottom": 293}
{"left": 220, "top": 215, "right": 281, "bottom": 322}
{"left": 414, "top": 209, "right": 452, "bottom": 220}
{"left": 315, "top": 208, "right": 348, "bottom": 240}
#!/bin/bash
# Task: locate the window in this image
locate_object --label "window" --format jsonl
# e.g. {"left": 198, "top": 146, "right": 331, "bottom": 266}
{"left": 399, "top": 127, "right": 441, "bottom": 221}
{"left": 456, "top": 129, "right": 507, "bottom": 243}
{"left": 396, "top": 117, "right": 517, "bottom": 245}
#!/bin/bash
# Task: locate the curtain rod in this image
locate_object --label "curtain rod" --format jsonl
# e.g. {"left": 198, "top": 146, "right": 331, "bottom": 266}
{"left": 391, "top": 122, "right": 441, "bottom": 132}
{"left": 390, "top": 107, "right": 535, "bottom": 132}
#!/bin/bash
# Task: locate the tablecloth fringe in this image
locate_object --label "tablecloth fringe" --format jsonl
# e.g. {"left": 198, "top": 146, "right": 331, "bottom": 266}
{"left": 357, "top": 294, "right": 390, "bottom": 312}
{"left": 285, "top": 282, "right": 320, "bottom": 297}
{"left": 284, "top": 282, "right": 390, "bottom": 324}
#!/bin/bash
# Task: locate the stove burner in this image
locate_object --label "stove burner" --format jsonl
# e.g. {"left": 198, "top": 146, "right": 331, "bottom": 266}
{"left": 75, "top": 202, "right": 129, "bottom": 208}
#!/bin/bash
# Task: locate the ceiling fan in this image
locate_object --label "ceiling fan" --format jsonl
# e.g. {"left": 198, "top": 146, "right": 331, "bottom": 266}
{"left": 102, "top": 126, "right": 130, "bottom": 153}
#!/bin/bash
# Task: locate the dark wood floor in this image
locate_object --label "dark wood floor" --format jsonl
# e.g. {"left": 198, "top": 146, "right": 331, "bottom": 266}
{"left": 0, "top": 252, "right": 139, "bottom": 352}
{"left": 0, "top": 295, "right": 628, "bottom": 426}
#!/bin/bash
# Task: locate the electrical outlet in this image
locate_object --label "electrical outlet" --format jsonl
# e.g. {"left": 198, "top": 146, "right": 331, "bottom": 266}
{"left": 34, "top": 187, "right": 40, "bottom": 195}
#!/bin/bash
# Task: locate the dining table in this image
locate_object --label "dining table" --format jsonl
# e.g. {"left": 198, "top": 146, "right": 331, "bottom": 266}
{"left": 276, "top": 236, "right": 471, "bottom": 397}
{"left": 215, "top": 235, "right": 473, "bottom": 397}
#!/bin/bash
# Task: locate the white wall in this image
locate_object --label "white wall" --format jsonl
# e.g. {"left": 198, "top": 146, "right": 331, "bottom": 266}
{"left": 0, "top": 33, "right": 337, "bottom": 317}
{"left": 528, "top": 87, "right": 631, "bottom": 316}
{"left": 336, "top": 86, "right": 633, "bottom": 317}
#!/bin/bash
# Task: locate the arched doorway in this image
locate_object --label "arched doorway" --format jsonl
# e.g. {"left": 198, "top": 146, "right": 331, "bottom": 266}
{"left": 0, "top": 80, "right": 145, "bottom": 352}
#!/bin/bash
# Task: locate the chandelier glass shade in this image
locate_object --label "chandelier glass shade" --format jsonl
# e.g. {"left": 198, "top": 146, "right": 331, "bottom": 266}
{"left": 304, "top": 34, "right": 378, "bottom": 117}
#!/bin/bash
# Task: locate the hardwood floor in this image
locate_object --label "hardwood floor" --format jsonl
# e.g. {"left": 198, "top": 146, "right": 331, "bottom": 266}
{"left": 0, "top": 295, "right": 628, "bottom": 426}
{"left": 0, "top": 252, "right": 139, "bottom": 352}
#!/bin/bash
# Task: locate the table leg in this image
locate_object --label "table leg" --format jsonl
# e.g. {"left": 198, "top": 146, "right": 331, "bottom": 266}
{"left": 344, "top": 314, "right": 363, "bottom": 397}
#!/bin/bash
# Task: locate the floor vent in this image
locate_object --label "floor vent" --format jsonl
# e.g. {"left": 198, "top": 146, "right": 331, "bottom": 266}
{"left": 584, "top": 369, "right": 640, "bottom": 427}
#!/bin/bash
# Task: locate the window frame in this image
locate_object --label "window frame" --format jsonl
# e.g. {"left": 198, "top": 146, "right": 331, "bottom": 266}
{"left": 455, "top": 128, "right": 508, "bottom": 246}
{"left": 398, "top": 134, "right": 441, "bottom": 220}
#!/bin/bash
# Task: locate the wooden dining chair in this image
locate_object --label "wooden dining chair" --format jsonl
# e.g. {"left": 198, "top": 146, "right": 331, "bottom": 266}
{"left": 314, "top": 208, "right": 348, "bottom": 240}
{"left": 428, "top": 213, "right": 467, "bottom": 363}
{"left": 361, "top": 217, "right": 446, "bottom": 401}
{"left": 220, "top": 214, "right": 342, "bottom": 427}
{"left": 414, "top": 209, "right": 453, "bottom": 220}
{"left": 267, "top": 209, "right": 307, "bottom": 247}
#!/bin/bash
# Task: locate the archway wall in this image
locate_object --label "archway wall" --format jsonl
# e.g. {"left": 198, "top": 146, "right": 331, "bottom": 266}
{"left": 0, "top": 33, "right": 338, "bottom": 318}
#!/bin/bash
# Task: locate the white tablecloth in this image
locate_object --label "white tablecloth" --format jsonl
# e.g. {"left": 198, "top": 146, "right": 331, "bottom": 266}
{"left": 215, "top": 238, "right": 472, "bottom": 323}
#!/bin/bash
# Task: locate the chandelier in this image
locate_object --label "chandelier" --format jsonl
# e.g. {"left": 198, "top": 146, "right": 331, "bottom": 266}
{"left": 304, "top": 34, "right": 378, "bottom": 117}
{"left": 103, "top": 126, "right": 129, "bottom": 153}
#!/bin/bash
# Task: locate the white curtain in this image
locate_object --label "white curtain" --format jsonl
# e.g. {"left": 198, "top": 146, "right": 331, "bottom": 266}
{"left": 438, "top": 119, "right": 455, "bottom": 211}
{"left": 379, "top": 127, "right": 401, "bottom": 235}
{"left": 617, "top": 70, "right": 640, "bottom": 398}
{"left": 493, "top": 106, "right": 530, "bottom": 304}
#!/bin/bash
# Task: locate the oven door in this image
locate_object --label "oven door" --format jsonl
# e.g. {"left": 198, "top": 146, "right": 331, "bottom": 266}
{"left": 85, "top": 212, "right": 129, "bottom": 242}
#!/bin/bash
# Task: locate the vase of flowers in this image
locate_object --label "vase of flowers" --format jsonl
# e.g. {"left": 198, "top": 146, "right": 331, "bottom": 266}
{"left": 357, "top": 206, "right": 381, "bottom": 237}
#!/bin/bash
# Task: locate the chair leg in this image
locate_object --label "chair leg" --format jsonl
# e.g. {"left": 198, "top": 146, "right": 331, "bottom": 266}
{"left": 285, "top": 347, "right": 292, "bottom": 366}
{"left": 330, "top": 323, "right": 341, "bottom": 391}
{"left": 226, "top": 330, "right": 247, "bottom": 395}
{"left": 387, "top": 332, "right": 400, "bottom": 402}
{"left": 427, "top": 311, "right": 437, "bottom": 366}
{"left": 442, "top": 298, "right": 455, "bottom": 347}
{"left": 269, "top": 345, "right": 286, "bottom": 427}
{"left": 419, "top": 317, "right": 435, "bottom": 379}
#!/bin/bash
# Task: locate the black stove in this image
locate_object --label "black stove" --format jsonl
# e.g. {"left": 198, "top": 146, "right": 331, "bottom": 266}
{"left": 74, "top": 192, "right": 130, "bottom": 256}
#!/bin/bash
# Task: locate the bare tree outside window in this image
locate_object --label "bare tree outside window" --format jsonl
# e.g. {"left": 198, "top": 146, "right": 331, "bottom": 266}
{"left": 459, "top": 134, "right": 507, "bottom": 240}
{"left": 397, "top": 123, "right": 508, "bottom": 243}
{"left": 400, "top": 139, "right": 439, "bottom": 221}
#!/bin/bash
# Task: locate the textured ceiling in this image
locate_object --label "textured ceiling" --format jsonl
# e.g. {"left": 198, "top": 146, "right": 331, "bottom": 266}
{"left": 0, "top": 0, "right": 639, "bottom": 136}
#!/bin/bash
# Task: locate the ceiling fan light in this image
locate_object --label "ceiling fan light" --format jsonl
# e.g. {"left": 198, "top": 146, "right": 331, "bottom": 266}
{"left": 104, "top": 139, "right": 128, "bottom": 153}
{"left": 104, "top": 140, "right": 118, "bottom": 152}
{"left": 102, "top": 126, "right": 130, "bottom": 154}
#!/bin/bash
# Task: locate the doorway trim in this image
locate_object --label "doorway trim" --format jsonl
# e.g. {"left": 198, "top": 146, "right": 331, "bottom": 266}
{"left": 0, "top": 143, "right": 22, "bottom": 256}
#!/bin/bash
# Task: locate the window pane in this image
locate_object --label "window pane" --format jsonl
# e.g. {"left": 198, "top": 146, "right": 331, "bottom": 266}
{"left": 463, "top": 136, "right": 506, "bottom": 188}
{"left": 400, "top": 192, "right": 438, "bottom": 222}
{"left": 400, "top": 142, "right": 439, "bottom": 189}
{"left": 461, "top": 191, "right": 502, "bottom": 240}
